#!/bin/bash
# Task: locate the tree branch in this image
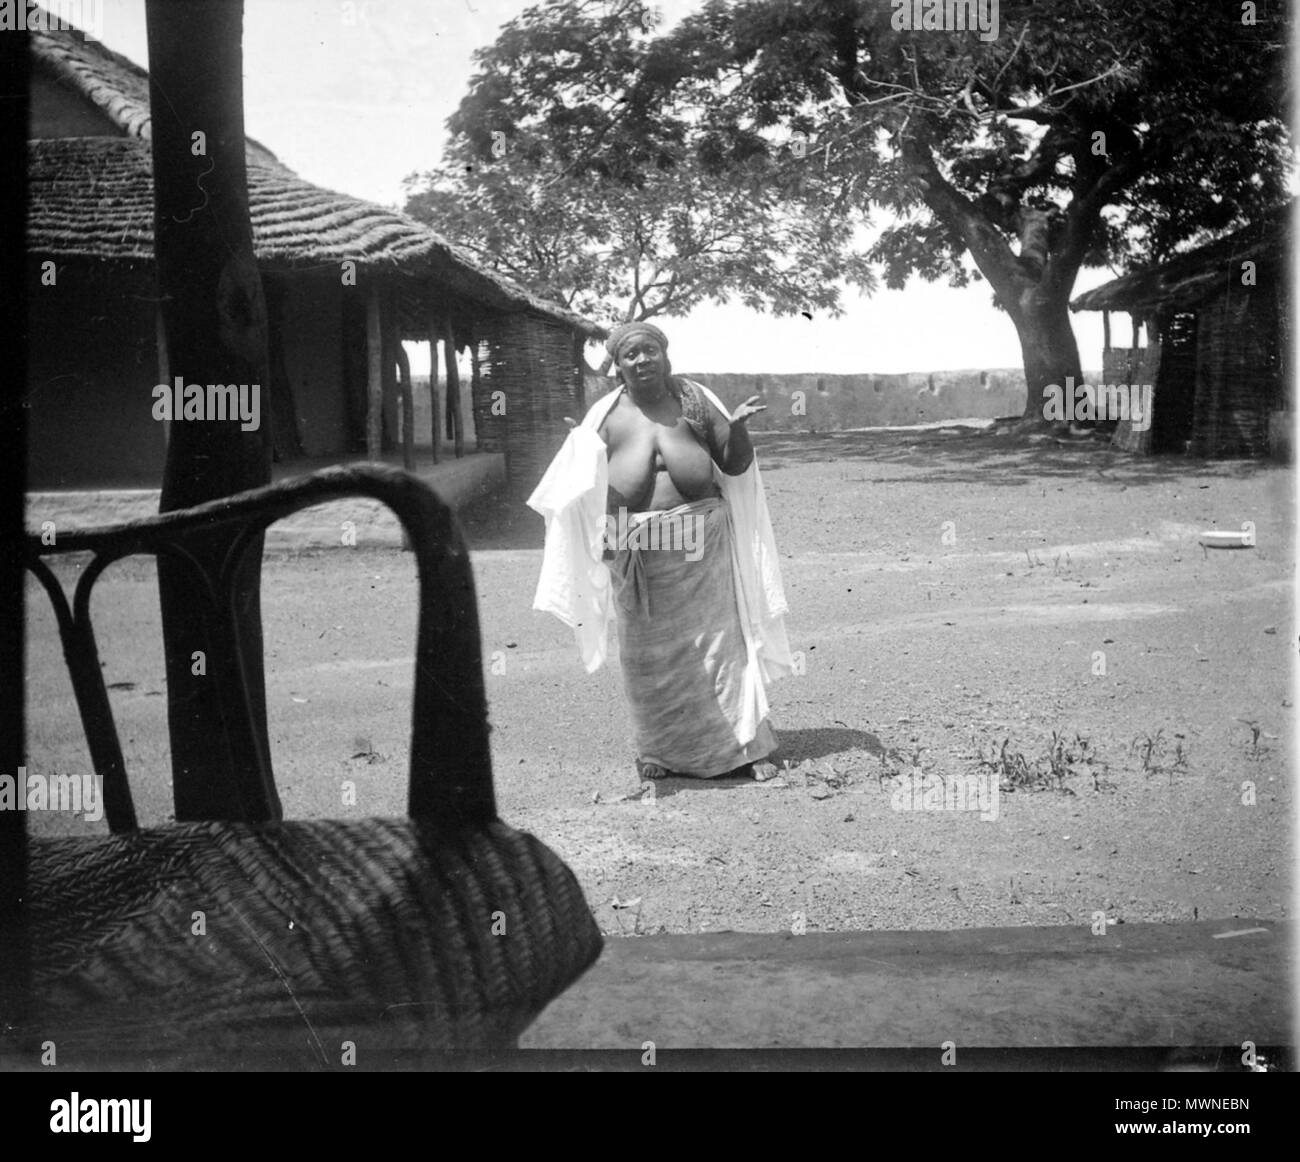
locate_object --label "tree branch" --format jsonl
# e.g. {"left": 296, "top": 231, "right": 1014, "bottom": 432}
{"left": 1051, "top": 150, "right": 1148, "bottom": 282}
{"left": 899, "top": 135, "right": 1022, "bottom": 294}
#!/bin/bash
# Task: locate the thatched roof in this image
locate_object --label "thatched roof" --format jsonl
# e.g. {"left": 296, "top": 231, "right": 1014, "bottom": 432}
{"left": 30, "top": 18, "right": 282, "bottom": 168}
{"left": 27, "top": 20, "right": 606, "bottom": 340}
{"left": 1071, "top": 206, "right": 1292, "bottom": 316}
{"left": 27, "top": 136, "right": 604, "bottom": 336}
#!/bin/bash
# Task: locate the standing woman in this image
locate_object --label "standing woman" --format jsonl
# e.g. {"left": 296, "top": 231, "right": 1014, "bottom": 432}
{"left": 529, "top": 321, "right": 793, "bottom": 782}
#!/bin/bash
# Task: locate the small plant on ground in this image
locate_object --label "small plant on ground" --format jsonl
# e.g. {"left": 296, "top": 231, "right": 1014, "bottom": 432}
{"left": 973, "top": 732, "right": 1107, "bottom": 795}
{"left": 975, "top": 736, "right": 1048, "bottom": 792}
{"left": 875, "top": 743, "right": 916, "bottom": 788}
{"left": 350, "top": 736, "right": 385, "bottom": 764}
{"left": 1130, "top": 729, "right": 1190, "bottom": 784}
{"left": 1235, "top": 717, "right": 1271, "bottom": 761}
{"left": 1049, "top": 731, "right": 1115, "bottom": 793}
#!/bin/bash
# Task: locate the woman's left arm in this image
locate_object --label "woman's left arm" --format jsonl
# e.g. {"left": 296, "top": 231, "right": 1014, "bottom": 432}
{"left": 709, "top": 394, "right": 766, "bottom": 475}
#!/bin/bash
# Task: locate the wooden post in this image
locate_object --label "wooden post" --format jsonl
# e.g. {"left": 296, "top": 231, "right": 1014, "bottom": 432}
{"left": 155, "top": 304, "right": 170, "bottom": 458}
{"left": 396, "top": 339, "right": 414, "bottom": 552}
{"left": 380, "top": 285, "right": 399, "bottom": 456}
{"left": 396, "top": 340, "right": 414, "bottom": 471}
{"left": 427, "top": 314, "right": 441, "bottom": 464}
{"left": 1131, "top": 314, "right": 1141, "bottom": 351}
{"left": 1102, "top": 309, "right": 1111, "bottom": 352}
{"left": 146, "top": 0, "right": 276, "bottom": 822}
{"left": 469, "top": 334, "right": 483, "bottom": 452}
{"left": 0, "top": 22, "right": 30, "bottom": 1007}
{"left": 444, "top": 318, "right": 464, "bottom": 459}
{"left": 365, "top": 281, "right": 382, "bottom": 460}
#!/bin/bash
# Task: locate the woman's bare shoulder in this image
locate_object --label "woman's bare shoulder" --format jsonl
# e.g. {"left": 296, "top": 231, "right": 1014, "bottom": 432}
{"left": 591, "top": 384, "right": 627, "bottom": 437}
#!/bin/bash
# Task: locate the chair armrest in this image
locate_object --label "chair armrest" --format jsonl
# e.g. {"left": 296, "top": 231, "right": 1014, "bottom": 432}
{"left": 25, "top": 465, "right": 496, "bottom": 828}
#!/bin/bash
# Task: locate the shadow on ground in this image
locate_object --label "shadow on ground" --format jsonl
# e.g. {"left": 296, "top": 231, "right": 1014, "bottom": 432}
{"left": 649, "top": 727, "right": 889, "bottom": 799}
{"left": 775, "top": 726, "right": 890, "bottom": 764}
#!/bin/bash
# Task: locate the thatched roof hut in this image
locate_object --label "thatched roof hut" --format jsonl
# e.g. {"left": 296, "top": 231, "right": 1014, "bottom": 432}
{"left": 27, "top": 18, "right": 605, "bottom": 492}
{"left": 1071, "top": 207, "right": 1291, "bottom": 458}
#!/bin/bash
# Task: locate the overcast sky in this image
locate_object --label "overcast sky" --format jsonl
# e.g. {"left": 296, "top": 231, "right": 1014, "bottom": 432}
{"left": 89, "top": 0, "right": 1111, "bottom": 375}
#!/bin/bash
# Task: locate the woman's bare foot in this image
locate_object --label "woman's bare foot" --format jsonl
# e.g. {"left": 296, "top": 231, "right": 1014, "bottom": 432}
{"left": 638, "top": 761, "right": 672, "bottom": 781}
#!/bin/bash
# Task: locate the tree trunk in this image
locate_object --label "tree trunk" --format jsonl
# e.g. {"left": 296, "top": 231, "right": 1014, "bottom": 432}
{"left": 897, "top": 139, "right": 1087, "bottom": 429}
{"left": 1009, "top": 288, "right": 1084, "bottom": 425}
{"left": 147, "top": 0, "right": 278, "bottom": 822}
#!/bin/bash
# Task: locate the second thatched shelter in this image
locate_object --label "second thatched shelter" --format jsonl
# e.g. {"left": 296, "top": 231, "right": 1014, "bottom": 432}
{"left": 1070, "top": 206, "right": 1292, "bottom": 458}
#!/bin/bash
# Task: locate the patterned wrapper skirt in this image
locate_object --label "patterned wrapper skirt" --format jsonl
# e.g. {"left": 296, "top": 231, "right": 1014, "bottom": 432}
{"left": 609, "top": 495, "right": 778, "bottom": 776}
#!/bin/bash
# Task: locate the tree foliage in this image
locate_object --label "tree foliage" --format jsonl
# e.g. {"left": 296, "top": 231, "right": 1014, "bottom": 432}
{"left": 403, "top": 0, "right": 875, "bottom": 330}
{"left": 414, "top": 0, "right": 1290, "bottom": 417}
{"left": 650, "top": 0, "right": 1293, "bottom": 413}
{"left": 670, "top": 0, "right": 1291, "bottom": 279}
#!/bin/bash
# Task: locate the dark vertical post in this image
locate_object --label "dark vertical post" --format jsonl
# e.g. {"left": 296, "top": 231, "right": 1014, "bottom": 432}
{"left": 397, "top": 342, "right": 415, "bottom": 471}
{"left": 0, "top": 23, "right": 29, "bottom": 1035}
{"left": 427, "top": 315, "right": 442, "bottom": 465}
{"left": 470, "top": 332, "right": 484, "bottom": 452}
{"left": 444, "top": 319, "right": 464, "bottom": 458}
{"left": 365, "top": 281, "right": 383, "bottom": 460}
{"left": 263, "top": 276, "right": 304, "bottom": 460}
{"left": 147, "top": 0, "right": 278, "bottom": 821}
{"left": 155, "top": 304, "right": 170, "bottom": 460}
{"left": 380, "top": 283, "right": 399, "bottom": 455}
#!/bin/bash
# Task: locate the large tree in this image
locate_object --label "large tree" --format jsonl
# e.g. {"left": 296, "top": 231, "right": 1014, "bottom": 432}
{"left": 426, "top": 0, "right": 1292, "bottom": 417}
{"left": 403, "top": 0, "right": 875, "bottom": 359}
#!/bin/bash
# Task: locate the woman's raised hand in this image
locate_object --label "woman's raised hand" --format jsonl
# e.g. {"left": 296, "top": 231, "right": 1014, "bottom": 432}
{"left": 730, "top": 395, "right": 767, "bottom": 425}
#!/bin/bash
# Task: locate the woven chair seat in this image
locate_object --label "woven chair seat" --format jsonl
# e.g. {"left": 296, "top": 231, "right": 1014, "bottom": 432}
{"left": 28, "top": 817, "right": 599, "bottom": 1062}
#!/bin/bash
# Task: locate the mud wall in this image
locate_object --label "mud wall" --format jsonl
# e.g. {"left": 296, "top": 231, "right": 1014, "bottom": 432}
{"left": 674, "top": 369, "right": 1029, "bottom": 431}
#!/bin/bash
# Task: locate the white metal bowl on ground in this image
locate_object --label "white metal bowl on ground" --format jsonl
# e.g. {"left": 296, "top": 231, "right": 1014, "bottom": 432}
{"left": 1199, "top": 530, "right": 1254, "bottom": 548}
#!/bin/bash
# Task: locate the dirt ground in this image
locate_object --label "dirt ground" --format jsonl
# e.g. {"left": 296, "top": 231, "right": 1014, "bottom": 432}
{"left": 23, "top": 427, "right": 1295, "bottom": 938}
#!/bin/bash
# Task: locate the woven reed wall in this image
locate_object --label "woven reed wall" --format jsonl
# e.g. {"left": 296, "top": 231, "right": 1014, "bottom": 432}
{"left": 1105, "top": 341, "right": 1161, "bottom": 453}
{"left": 471, "top": 334, "right": 504, "bottom": 454}
{"left": 1189, "top": 280, "right": 1281, "bottom": 458}
{"left": 475, "top": 314, "right": 583, "bottom": 495}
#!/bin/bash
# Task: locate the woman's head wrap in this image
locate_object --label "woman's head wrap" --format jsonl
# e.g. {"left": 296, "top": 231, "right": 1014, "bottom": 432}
{"left": 606, "top": 321, "right": 669, "bottom": 362}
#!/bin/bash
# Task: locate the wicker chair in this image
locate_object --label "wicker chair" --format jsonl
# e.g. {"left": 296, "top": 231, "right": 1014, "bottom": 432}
{"left": 16, "top": 465, "right": 602, "bottom": 1066}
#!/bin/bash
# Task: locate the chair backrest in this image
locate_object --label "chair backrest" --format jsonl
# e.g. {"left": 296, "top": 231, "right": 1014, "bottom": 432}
{"left": 23, "top": 464, "right": 496, "bottom": 833}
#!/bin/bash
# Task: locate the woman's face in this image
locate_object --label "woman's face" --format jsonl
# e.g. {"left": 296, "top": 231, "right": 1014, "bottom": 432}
{"left": 618, "top": 337, "right": 666, "bottom": 389}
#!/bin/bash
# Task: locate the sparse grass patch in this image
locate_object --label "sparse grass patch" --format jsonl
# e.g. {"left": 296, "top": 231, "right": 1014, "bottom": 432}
{"left": 1130, "top": 729, "right": 1190, "bottom": 785}
{"left": 971, "top": 731, "right": 1112, "bottom": 795}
